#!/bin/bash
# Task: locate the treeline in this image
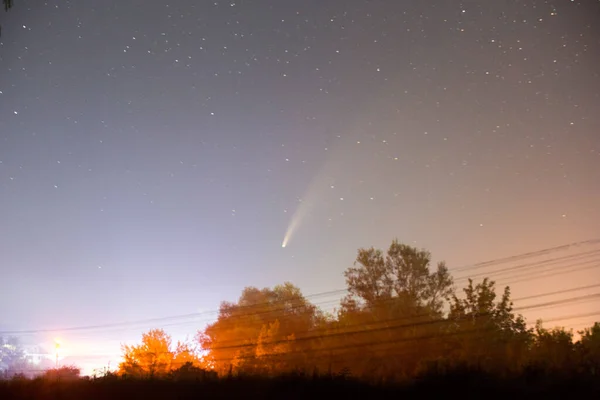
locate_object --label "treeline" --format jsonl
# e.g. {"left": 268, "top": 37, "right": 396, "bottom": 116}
{"left": 2, "top": 240, "right": 600, "bottom": 390}
{"left": 114, "top": 240, "right": 600, "bottom": 382}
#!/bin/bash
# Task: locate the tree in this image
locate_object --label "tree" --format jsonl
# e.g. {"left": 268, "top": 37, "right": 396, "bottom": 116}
{"left": 332, "top": 241, "right": 454, "bottom": 379}
{"left": 342, "top": 240, "right": 453, "bottom": 314}
{"left": 254, "top": 319, "right": 295, "bottom": 374}
{"left": 171, "top": 341, "right": 201, "bottom": 371}
{"left": 577, "top": 322, "right": 600, "bottom": 376}
{"left": 527, "top": 321, "right": 575, "bottom": 375}
{"left": 169, "top": 361, "right": 218, "bottom": 382}
{"left": 199, "top": 282, "right": 322, "bottom": 376}
{"left": 118, "top": 329, "right": 202, "bottom": 378}
{"left": 446, "top": 278, "right": 531, "bottom": 373}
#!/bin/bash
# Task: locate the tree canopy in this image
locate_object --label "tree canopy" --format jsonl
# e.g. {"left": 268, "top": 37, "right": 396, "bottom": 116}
{"left": 118, "top": 329, "right": 201, "bottom": 378}
{"left": 341, "top": 240, "right": 454, "bottom": 315}
{"left": 446, "top": 278, "right": 532, "bottom": 372}
{"left": 198, "top": 282, "right": 325, "bottom": 376}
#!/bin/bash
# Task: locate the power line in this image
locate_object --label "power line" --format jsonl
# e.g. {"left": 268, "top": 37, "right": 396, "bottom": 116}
{"left": 450, "top": 239, "right": 600, "bottom": 273}
{"left": 454, "top": 249, "right": 600, "bottom": 281}
{"left": 2, "top": 239, "right": 598, "bottom": 338}
{"left": 3, "top": 260, "right": 596, "bottom": 339}
{"left": 543, "top": 310, "right": 600, "bottom": 324}
{"left": 113, "top": 285, "right": 600, "bottom": 351}
{"left": 197, "top": 292, "right": 600, "bottom": 354}
{"left": 8, "top": 292, "right": 600, "bottom": 368}
{"left": 203, "top": 301, "right": 600, "bottom": 364}
{"left": 498, "top": 262, "right": 600, "bottom": 286}
{"left": 514, "top": 293, "right": 600, "bottom": 312}
{"left": 21, "top": 309, "right": 600, "bottom": 369}
{"left": 0, "top": 290, "right": 347, "bottom": 336}
{"left": 58, "top": 300, "right": 345, "bottom": 341}
{"left": 514, "top": 283, "right": 600, "bottom": 302}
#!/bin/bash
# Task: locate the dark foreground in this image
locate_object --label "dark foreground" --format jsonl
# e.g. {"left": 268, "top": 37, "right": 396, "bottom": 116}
{"left": 1, "top": 371, "right": 599, "bottom": 400}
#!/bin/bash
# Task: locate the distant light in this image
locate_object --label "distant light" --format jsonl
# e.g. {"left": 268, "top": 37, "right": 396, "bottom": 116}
{"left": 282, "top": 243, "right": 286, "bottom": 248}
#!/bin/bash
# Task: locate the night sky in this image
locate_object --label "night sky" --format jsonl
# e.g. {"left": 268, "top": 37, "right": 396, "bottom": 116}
{"left": 1, "top": 1, "right": 599, "bottom": 374}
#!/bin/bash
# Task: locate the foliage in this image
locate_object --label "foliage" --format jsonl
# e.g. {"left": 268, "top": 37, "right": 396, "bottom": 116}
{"left": 326, "top": 241, "right": 454, "bottom": 379}
{"left": 169, "top": 361, "right": 218, "bottom": 382}
{"left": 41, "top": 365, "right": 81, "bottom": 381}
{"left": 578, "top": 322, "right": 600, "bottom": 376}
{"left": 529, "top": 321, "right": 575, "bottom": 372}
{"left": 447, "top": 278, "right": 532, "bottom": 373}
{"left": 342, "top": 240, "right": 454, "bottom": 313}
{"left": 199, "top": 282, "right": 323, "bottom": 376}
{"left": 118, "top": 329, "right": 202, "bottom": 378}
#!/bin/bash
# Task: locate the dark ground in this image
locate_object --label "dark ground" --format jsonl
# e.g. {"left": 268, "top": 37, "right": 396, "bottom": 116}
{"left": 1, "top": 371, "right": 599, "bottom": 400}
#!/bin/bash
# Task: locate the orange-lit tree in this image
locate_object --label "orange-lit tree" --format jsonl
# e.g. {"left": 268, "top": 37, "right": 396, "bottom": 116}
{"left": 198, "top": 282, "right": 323, "bottom": 376}
{"left": 118, "top": 329, "right": 201, "bottom": 378}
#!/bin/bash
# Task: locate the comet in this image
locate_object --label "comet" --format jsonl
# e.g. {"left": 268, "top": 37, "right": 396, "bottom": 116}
{"left": 279, "top": 95, "right": 386, "bottom": 249}
{"left": 280, "top": 197, "right": 312, "bottom": 249}
{"left": 280, "top": 136, "right": 356, "bottom": 248}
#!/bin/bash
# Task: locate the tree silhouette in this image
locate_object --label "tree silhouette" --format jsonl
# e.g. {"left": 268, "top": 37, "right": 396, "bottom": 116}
{"left": 578, "top": 322, "right": 600, "bottom": 376}
{"left": 342, "top": 240, "right": 453, "bottom": 313}
{"left": 527, "top": 321, "right": 576, "bottom": 375}
{"left": 330, "top": 241, "right": 454, "bottom": 378}
{"left": 446, "top": 278, "right": 531, "bottom": 373}
{"left": 42, "top": 365, "right": 81, "bottom": 381}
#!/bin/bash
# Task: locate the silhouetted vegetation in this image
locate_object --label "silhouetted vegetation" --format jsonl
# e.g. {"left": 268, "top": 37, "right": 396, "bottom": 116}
{"left": 2, "top": 240, "right": 599, "bottom": 398}
{"left": 1, "top": 366, "right": 599, "bottom": 399}
{"left": 41, "top": 366, "right": 81, "bottom": 381}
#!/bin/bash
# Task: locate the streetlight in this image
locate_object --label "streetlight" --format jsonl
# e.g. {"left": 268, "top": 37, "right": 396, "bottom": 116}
{"left": 54, "top": 339, "right": 61, "bottom": 368}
